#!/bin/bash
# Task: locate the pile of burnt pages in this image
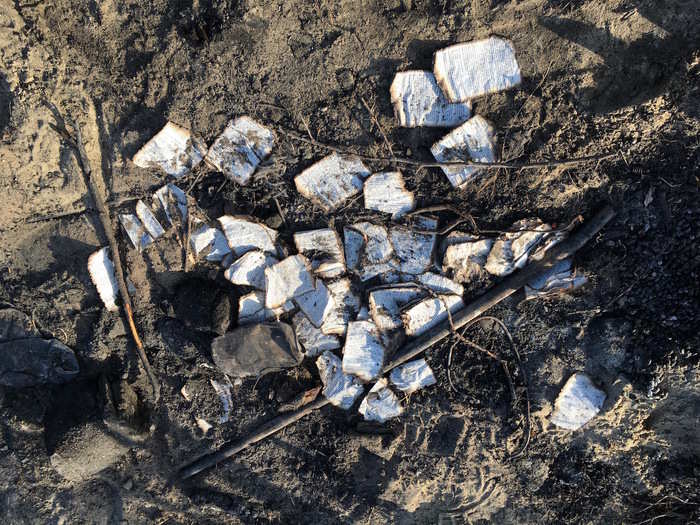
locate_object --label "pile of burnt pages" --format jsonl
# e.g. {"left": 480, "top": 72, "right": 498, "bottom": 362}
{"left": 89, "top": 38, "right": 588, "bottom": 426}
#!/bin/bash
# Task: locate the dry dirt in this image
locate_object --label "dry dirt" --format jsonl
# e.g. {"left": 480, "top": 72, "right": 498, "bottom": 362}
{"left": 1, "top": 0, "right": 699, "bottom": 523}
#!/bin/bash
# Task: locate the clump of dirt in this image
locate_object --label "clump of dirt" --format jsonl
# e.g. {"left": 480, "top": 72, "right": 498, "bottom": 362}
{"left": 1, "top": 0, "right": 699, "bottom": 523}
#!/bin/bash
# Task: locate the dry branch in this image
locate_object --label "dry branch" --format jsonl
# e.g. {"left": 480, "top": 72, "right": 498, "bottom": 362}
{"left": 47, "top": 103, "right": 160, "bottom": 402}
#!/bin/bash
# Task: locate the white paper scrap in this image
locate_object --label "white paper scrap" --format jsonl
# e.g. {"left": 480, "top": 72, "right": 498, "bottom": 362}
{"left": 358, "top": 379, "right": 403, "bottom": 423}
{"left": 316, "top": 351, "right": 364, "bottom": 410}
{"left": 363, "top": 171, "right": 415, "bottom": 219}
{"left": 238, "top": 291, "right": 294, "bottom": 324}
{"left": 342, "top": 320, "right": 386, "bottom": 382}
{"left": 390, "top": 70, "right": 472, "bottom": 127}
{"left": 132, "top": 121, "right": 206, "bottom": 178}
{"left": 293, "top": 312, "right": 341, "bottom": 357}
{"left": 431, "top": 115, "right": 497, "bottom": 188}
{"left": 135, "top": 200, "right": 165, "bottom": 240}
{"left": 224, "top": 250, "right": 278, "bottom": 290}
{"left": 369, "top": 286, "right": 424, "bottom": 333}
{"left": 190, "top": 222, "right": 232, "bottom": 261}
{"left": 154, "top": 183, "right": 188, "bottom": 226}
{"left": 294, "top": 153, "right": 370, "bottom": 212}
{"left": 264, "top": 255, "right": 315, "bottom": 309}
{"left": 217, "top": 215, "right": 279, "bottom": 258}
{"left": 87, "top": 247, "right": 119, "bottom": 312}
{"left": 119, "top": 214, "right": 153, "bottom": 251}
{"left": 551, "top": 373, "right": 606, "bottom": 430}
{"left": 294, "top": 279, "right": 335, "bottom": 328}
{"left": 485, "top": 219, "right": 551, "bottom": 277}
{"left": 294, "top": 228, "right": 346, "bottom": 279}
{"left": 321, "top": 278, "right": 361, "bottom": 336}
{"left": 205, "top": 116, "right": 275, "bottom": 185}
{"left": 434, "top": 37, "right": 521, "bottom": 102}
{"left": 390, "top": 359, "right": 437, "bottom": 394}
{"left": 402, "top": 294, "right": 464, "bottom": 337}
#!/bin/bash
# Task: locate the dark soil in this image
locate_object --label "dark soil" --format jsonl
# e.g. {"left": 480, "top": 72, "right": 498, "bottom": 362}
{"left": 0, "top": 0, "right": 699, "bottom": 523}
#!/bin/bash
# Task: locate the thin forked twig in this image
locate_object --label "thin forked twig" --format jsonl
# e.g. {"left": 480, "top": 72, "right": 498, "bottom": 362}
{"left": 47, "top": 103, "right": 160, "bottom": 401}
{"left": 360, "top": 96, "right": 396, "bottom": 160}
{"left": 445, "top": 315, "right": 531, "bottom": 459}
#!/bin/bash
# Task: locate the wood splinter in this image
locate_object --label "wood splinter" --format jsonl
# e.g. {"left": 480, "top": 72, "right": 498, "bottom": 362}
{"left": 179, "top": 205, "right": 616, "bottom": 479}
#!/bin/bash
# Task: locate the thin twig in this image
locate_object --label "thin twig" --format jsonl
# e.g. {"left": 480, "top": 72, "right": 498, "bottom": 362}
{"left": 47, "top": 103, "right": 160, "bottom": 402}
{"left": 275, "top": 127, "right": 617, "bottom": 170}
{"left": 446, "top": 316, "right": 531, "bottom": 458}
{"left": 272, "top": 196, "right": 287, "bottom": 226}
{"left": 360, "top": 96, "right": 396, "bottom": 160}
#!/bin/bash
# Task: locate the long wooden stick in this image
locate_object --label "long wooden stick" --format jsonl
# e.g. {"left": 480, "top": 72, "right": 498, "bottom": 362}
{"left": 47, "top": 104, "right": 160, "bottom": 401}
{"left": 179, "top": 205, "right": 615, "bottom": 479}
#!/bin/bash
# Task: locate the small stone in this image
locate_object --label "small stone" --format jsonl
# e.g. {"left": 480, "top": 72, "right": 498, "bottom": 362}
{"left": 211, "top": 323, "right": 302, "bottom": 378}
